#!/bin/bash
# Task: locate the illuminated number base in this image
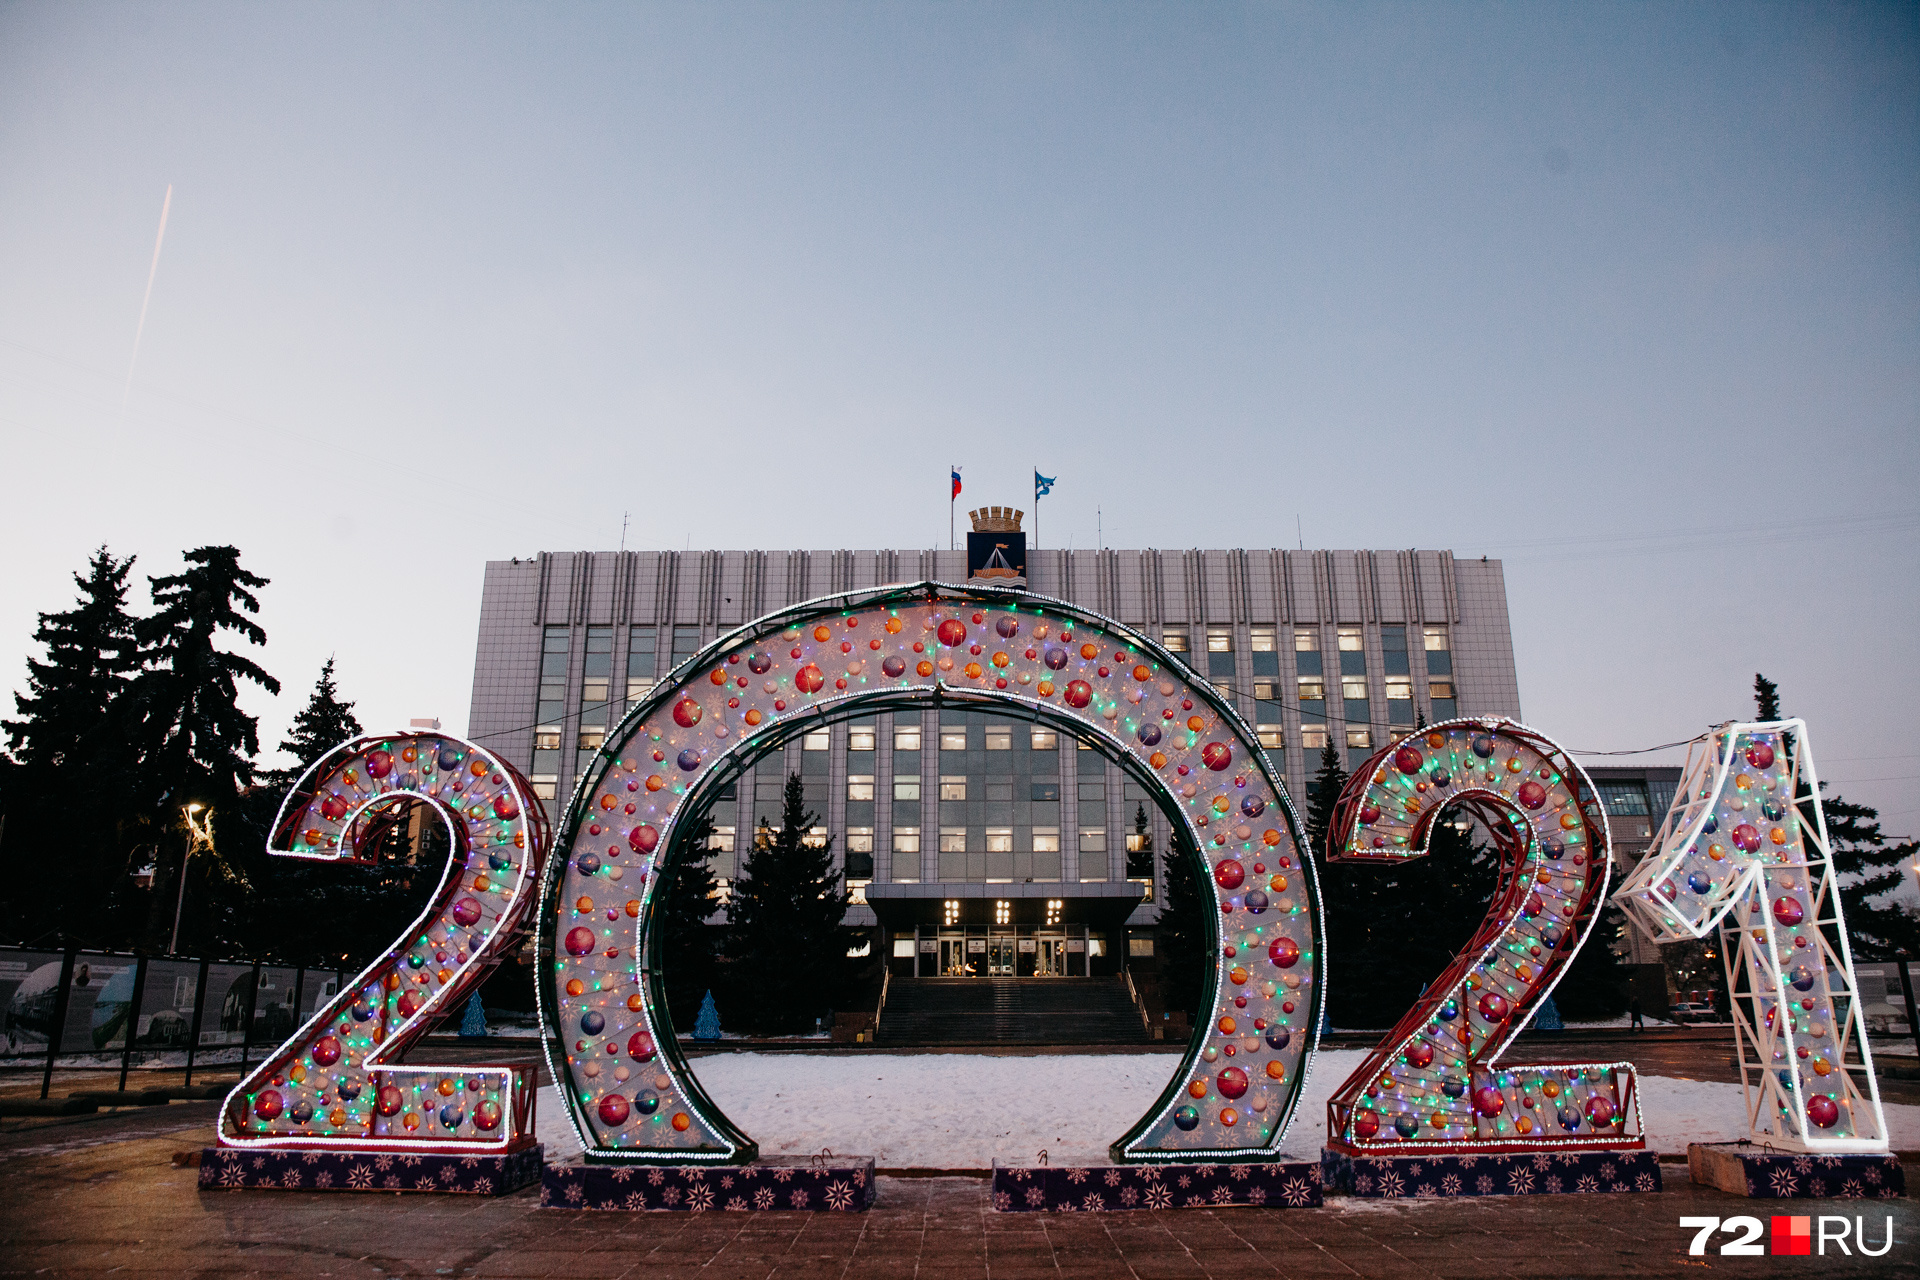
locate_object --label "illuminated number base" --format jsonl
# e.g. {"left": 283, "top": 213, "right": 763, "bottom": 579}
{"left": 196, "top": 1143, "right": 543, "bottom": 1195}
{"left": 992, "top": 1160, "right": 1323, "bottom": 1211}
{"left": 1321, "top": 1148, "right": 1661, "bottom": 1198}
{"left": 1688, "top": 1143, "right": 1906, "bottom": 1200}
{"left": 541, "top": 1157, "right": 876, "bottom": 1211}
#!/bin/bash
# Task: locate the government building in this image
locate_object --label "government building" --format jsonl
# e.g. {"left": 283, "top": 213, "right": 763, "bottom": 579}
{"left": 463, "top": 519, "right": 1525, "bottom": 1002}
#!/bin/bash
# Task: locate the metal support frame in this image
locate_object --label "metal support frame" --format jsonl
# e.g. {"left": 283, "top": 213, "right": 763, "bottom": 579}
{"left": 39, "top": 947, "right": 78, "bottom": 1100}
{"left": 117, "top": 955, "right": 149, "bottom": 1092}
{"left": 183, "top": 958, "right": 210, "bottom": 1087}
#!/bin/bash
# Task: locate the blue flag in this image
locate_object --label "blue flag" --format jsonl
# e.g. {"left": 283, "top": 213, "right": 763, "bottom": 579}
{"left": 1034, "top": 470, "right": 1056, "bottom": 499}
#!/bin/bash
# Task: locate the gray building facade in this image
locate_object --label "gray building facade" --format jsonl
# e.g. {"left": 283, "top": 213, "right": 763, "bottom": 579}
{"left": 465, "top": 545, "right": 1523, "bottom": 952}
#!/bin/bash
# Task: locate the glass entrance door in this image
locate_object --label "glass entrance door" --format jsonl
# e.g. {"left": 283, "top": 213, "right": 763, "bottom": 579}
{"left": 1035, "top": 937, "right": 1068, "bottom": 976}
{"left": 987, "top": 937, "right": 1016, "bottom": 976}
{"left": 939, "top": 936, "right": 974, "bottom": 976}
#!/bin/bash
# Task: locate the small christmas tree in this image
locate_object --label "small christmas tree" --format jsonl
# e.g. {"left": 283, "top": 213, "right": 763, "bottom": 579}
{"left": 459, "top": 991, "right": 488, "bottom": 1037}
{"left": 693, "top": 990, "right": 722, "bottom": 1041}
{"left": 1533, "top": 994, "right": 1564, "bottom": 1031}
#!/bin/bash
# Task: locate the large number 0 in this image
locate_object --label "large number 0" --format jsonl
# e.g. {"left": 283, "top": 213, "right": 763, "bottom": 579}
{"left": 1322, "top": 718, "right": 1641, "bottom": 1152}
{"left": 219, "top": 733, "right": 551, "bottom": 1153}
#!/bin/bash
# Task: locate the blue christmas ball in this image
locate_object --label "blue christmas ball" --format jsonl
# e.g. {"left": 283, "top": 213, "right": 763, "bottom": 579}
{"left": 1393, "top": 1113, "right": 1420, "bottom": 1138}
{"left": 1471, "top": 735, "right": 1496, "bottom": 759}
{"left": 1687, "top": 872, "right": 1712, "bottom": 894}
{"left": 1557, "top": 1106, "right": 1582, "bottom": 1130}
{"left": 1265, "top": 1028, "right": 1290, "bottom": 1051}
{"left": 439, "top": 1102, "right": 465, "bottom": 1129}
{"left": 677, "top": 749, "right": 701, "bottom": 772}
{"left": 577, "top": 854, "right": 601, "bottom": 876}
{"left": 1137, "top": 723, "right": 1162, "bottom": 747}
{"left": 290, "top": 1100, "right": 314, "bottom": 1124}
{"left": 338, "top": 1081, "right": 362, "bottom": 1100}
{"left": 637, "top": 1091, "right": 660, "bottom": 1115}
{"left": 1791, "top": 965, "right": 1816, "bottom": 992}
{"left": 1044, "top": 648, "right": 1070, "bottom": 671}
{"left": 1243, "top": 890, "right": 1269, "bottom": 914}
{"left": 580, "top": 1011, "right": 606, "bottom": 1036}
{"left": 1441, "top": 1079, "right": 1467, "bottom": 1098}
{"left": 1702, "top": 815, "right": 1719, "bottom": 835}
{"left": 438, "top": 746, "right": 462, "bottom": 771}
{"left": 1437, "top": 1000, "right": 1459, "bottom": 1022}
{"left": 489, "top": 852, "right": 511, "bottom": 870}
{"left": 351, "top": 1000, "right": 375, "bottom": 1022}
{"left": 1173, "top": 1105, "right": 1200, "bottom": 1131}
{"left": 1240, "top": 795, "right": 1267, "bottom": 818}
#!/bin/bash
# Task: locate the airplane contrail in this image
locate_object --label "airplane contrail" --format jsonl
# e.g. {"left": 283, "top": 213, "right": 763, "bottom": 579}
{"left": 123, "top": 183, "right": 173, "bottom": 406}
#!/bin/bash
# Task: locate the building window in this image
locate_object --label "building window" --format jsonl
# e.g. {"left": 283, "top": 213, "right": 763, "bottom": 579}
{"left": 893, "top": 827, "right": 921, "bottom": 854}
{"left": 1032, "top": 828, "right": 1061, "bottom": 853}
{"left": 577, "top": 726, "right": 605, "bottom": 753}
{"left": 1347, "top": 727, "right": 1372, "bottom": 750}
{"left": 1207, "top": 627, "right": 1233, "bottom": 650}
{"left": 1297, "top": 677, "right": 1326, "bottom": 702}
{"left": 533, "top": 726, "right": 562, "bottom": 752}
{"left": 1030, "top": 726, "right": 1057, "bottom": 751}
{"left": 1301, "top": 725, "right": 1328, "bottom": 750}
{"left": 894, "top": 723, "right": 922, "bottom": 752}
{"left": 1079, "top": 828, "right": 1107, "bottom": 852}
{"left": 939, "top": 726, "right": 968, "bottom": 751}
{"left": 1381, "top": 624, "right": 1409, "bottom": 676}
{"left": 1129, "top": 937, "right": 1155, "bottom": 956}
{"left": 626, "top": 627, "right": 657, "bottom": 701}
{"left": 985, "top": 827, "right": 1013, "bottom": 853}
{"left": 893, "top": 777, "right": 921, "bottom": 802}
{"left": 1250, "top": 627, "right": 1276, "bottom": 652}
{"left": 848, "top": 723, "right": 876, "bottom": 752}
{"left": 803, "top": 729, "right": 830, "bottom": 752}
{"left": 1341, "top": 676, "right": 1368, "bottom": 702}
{"left": 1424, "top": 625, "right": 1452, "bottom": 676}
{"left": 1386, "top": 676, "right": 1414, "bottom": 725}
{"left": 1294, "top": 627, "right": 1319, "bottom": 652}
{"left": 984, "top": 724, "right": 1012, "bottom": 751}
{"left": 537, "top": 625, "right": 569, "bottom": 728}
{"left": 1253, "top": 679, "right": 1284, "bottom": 702}
{"left": 939, "top": 827, "right": 967, "bottom": 853}
{"left": 709, "top": 826, "right": 737, "bottom": 854}
{"left": 1207, "top": 627, "right": 1235, "bottom": 678}
{"left": 1163, "top": 629, "right": 1189, "bottom": 653}
{"left": 1211, "top": 679, "right": 1235, "bottom": 700}
{"left": 847, "top": 775, "right": 875, "bottom": 802}
{"left": 1429, "top": 677, "right": 1457, "bottom": 720}
{"left": 1257, "top": 723, "right": 1284, "bottom": 749}
{"left": 671, "top": 625, "right": 701, "bottom": 668}
{"left": 845, "top": 828, "right": 874, "bottom": 878}
{"left": 939, "top": 776, "right": 967, "bottom": 801}
{"left": 1030, "top": 781, "right": 1060, "bottom": 802}
{"left": 846, "top": 880, "right": 870, "bottom": 905}
{"left": 530, "top": 776, "right": 557, "bottom": 801}
{"left": 846, "top": 827, "right": 876, "bottom": 852}
{"left": 579, "top": 626, "right": 613, "bottom": 725}
{"left": 803, "top": 826, "right": 828, "bottom": 849}
{"left": 1337, "top": 627, "right": 1363, "bottom": 652}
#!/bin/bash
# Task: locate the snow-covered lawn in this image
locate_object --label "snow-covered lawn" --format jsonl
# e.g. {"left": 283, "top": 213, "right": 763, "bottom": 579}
{"left": 534, "top": 1050, "right": 1920, "bottom": 1169}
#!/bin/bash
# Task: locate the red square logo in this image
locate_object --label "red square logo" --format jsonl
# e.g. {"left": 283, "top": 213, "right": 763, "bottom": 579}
{"left": 1772, "top": 1215, "right": 1811, "bottom": 1256}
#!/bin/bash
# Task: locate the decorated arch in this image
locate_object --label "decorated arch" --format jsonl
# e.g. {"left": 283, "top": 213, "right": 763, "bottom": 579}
{"left": 539, "top": 582, "right": 1323, "bottom": 1164}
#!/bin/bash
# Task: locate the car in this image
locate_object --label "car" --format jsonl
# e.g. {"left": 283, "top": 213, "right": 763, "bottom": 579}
{"left": 1668, "top": 1001, "right": 1723, "bottom": 1024}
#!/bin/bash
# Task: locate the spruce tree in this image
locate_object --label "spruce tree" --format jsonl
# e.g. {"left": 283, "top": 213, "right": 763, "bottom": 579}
{"left": 0, "top": 548, "right": 142, "bottom": 944}
{"left": 276, "top": 657, "right": 363, "bottom": 778}
{"left": 1155, "top": 823, "right": 1208, "bottom": 1022}
{"left": 1304, "top": 742, "right": 1349, "bottom": 859}
{"left": 655, "top": 809, "right": 720, "bottom": 1032}
{"left": 721, "top": 771, "right": 853, "bottom": 1035}
{"left": 127, "top": 547, "right": 280, "bottom": 952}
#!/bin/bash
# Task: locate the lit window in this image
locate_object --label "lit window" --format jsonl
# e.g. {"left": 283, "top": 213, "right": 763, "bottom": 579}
{"left": 1032, "top": 828, "right": 1061, "bottom": 853}
{"left": 939, "top": 727, "right": 967, "bottom": 751}
{"left": 709, "top": 826, "right": 736, "bottom": 854}
{"left": 1341, "top": 676, "right": 1368, "bottom": 701}
{"left": 994, "top": 900, "right": 1011, "bottom": 925}
{"left": 893, "top": 778, "right": 921, "bottom": 802}
{"left": 1385, "top": 676, "right": 1412, "bottom": 701}
{"left": 531, "top": 776, "right": 557, "bottom": 801}
{"left": 894, "top": 827, "right": 921, "bottom": 854}
{"left": 625, "top": 676, "right": 655, "bottom": 702}
{"left": 1250, "top": 627, "right": 1276, "bottom": 653}
{"left": 1347, "top": 728, "right": 1372, "bottom": 750}
{"left": 848, "top": 723, "right": 876, "bottom": 751}
{"left": 1030, "top": 727, "right": 1058, "bottom": 751}
{"left": 577, "top": 727, "right": 605, "bottom": 753}
{"left": 1297, "top": 678, "right": 1326, "bottom": 701}
{"left": 894, "top": 724, "right": 922, "bottom": 752}
{"left": 1125, "top": 831, "right": 1149, "bottom": 853}
{"left": 1163, "top": 630, "right": 1189, "bottom": 653}
{"left": 1294, "top": 627, "right": 1319, "bottom": 653}
{"left": 1080, "top": 828, "right": 1107, "bottom": 852}
{"left": 1428, "top": 679, "right": 1455, "bottom": 700}
{"left": 1337, "top": 627, "right": 1364, "bottom": 651}
{"left": 846, "top": 881, "right": 869, "bottom": 905}
{"left": 1207, "top": 628, "right": 1233, "bottom": 653}
{"left": 1211, "top": 679, "right": 1234, "bottom": 699}
{"left": 939, "top": 776, "right": 967, "bottom": 801}
{"left": 1253, "top": 679, "right": 1283, "bottom": 702}
{"left": 1301, "top": 726, "right": 1328, "bottom": 750}
{"left": 846, "top": 828, "right": 874, "bottom": 853}
{"left": 803, "top": 729, "right": 830, "bottom": 751}
{"left": 803, "top": 826, "right": 828, "bottom": 849}
{"left": 533, "top": 727, "right": 562, "bottom": 751}
{"left": 847, "top": 775, "right": 875, "bottom": 802}
{"left": 1257, "top": 724, "right": 1284, "bottom": 749}
{"left": 892, "top": 937, "right": 915, "bottom": 958}
{"left": 984, "top": 725, "right": 1012, "bottom": 751}
{"left": 986, "top": 827, "right": 1013, "bottom": 853}
{"left": 1423, "top": 625, "right": 1449, "bottom": 651}
{"left": 939, "top": 827, "right": 967, "bottom": 852}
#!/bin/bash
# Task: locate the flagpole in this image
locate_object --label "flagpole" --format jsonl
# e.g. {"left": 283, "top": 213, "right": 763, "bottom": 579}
{"left": 1033, "top": 466, "right": 1039, "bottom": 552}
{"left": 950, "top": 464, "right": 955, "bottom": 552}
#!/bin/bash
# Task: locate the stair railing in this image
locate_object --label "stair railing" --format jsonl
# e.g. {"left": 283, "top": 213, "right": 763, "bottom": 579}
{"left": 873, "top": 966, "right": 890, "bottom": 1037}
{"left": 1124, "top": 969, "right": 1150, "bottom": 1033}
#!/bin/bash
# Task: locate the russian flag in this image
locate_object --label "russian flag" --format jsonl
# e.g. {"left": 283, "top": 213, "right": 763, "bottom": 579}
{"left": 951, "top": 467, "right": 962, "bottom": 499}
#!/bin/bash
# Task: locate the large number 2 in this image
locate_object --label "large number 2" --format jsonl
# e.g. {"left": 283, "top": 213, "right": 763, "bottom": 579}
{"left": 1322, "top": 718, "right": 1641, "bottom": 1153}
{"left": 219, "top": 733, "right": 551, "bottom": 1153}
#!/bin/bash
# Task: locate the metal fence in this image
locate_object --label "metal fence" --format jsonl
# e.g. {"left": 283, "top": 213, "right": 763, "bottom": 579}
{"left": 0, "top": 946, "right": 350, "bottom": 1099}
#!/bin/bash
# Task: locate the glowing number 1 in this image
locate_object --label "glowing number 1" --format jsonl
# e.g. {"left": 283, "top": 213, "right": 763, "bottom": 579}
{"left": 1613, "top": 719, "right": 1890, "bottom": 1149}
{"left": 218, "top": 733, "right": 551, "bottom": 1153}
{"left": 1322, "top": 717, "right": 1642, "bottom": 1153}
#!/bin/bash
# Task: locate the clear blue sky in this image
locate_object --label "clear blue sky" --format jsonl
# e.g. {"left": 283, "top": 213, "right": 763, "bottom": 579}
{"left": 1, "top": 4, "right": 1915, "bottom": 846}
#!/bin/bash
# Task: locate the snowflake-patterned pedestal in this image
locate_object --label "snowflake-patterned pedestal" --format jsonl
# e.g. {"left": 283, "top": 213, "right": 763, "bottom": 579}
{"left": 197, "top": 1143, "right": 544, "bottom": 1195}
{"left": 990, "top": 1161, "right": 1324, "bottom": 1211}
{"left": 540, "top": 1156, "right": 877, "bottom": 1211}
{"left": 1688, "top": 1143, "right": 1906, "bottom": 1200}
{"left": 1320, "top": 1146, "right": 1662, "bottom": 1198}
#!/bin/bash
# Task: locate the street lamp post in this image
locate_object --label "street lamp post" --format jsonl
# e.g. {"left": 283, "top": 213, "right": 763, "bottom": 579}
{"left": 170, "top": 803, "right": 209, "bottom": 955}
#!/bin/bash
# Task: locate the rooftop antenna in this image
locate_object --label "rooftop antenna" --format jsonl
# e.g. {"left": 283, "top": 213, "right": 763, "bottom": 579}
{"left": 1097, "top": 507, "right": 1102, "bottom": 553}
{"left": 1297, "top": 515, "right": 1304, "bottom": 551}
{"left": 619, "top": 511, "right": 630, "bottom": 555}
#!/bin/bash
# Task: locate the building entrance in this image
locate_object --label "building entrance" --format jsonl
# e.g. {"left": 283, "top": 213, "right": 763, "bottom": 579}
{"left": 910, "top": 925, "right": 1100, "bottom": 977}
{"left": 987, "top": 937, "right": 1016, "bottom": 976}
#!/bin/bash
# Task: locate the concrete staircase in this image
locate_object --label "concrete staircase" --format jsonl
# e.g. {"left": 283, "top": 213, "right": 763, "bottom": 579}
{"left": 874, "top": 977, "right": 1150, "bottom": 1046}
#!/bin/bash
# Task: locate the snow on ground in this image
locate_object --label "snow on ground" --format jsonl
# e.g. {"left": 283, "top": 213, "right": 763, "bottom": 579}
{"left": 535, "top": 1050, "right": 1920, "bottom": 1168}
